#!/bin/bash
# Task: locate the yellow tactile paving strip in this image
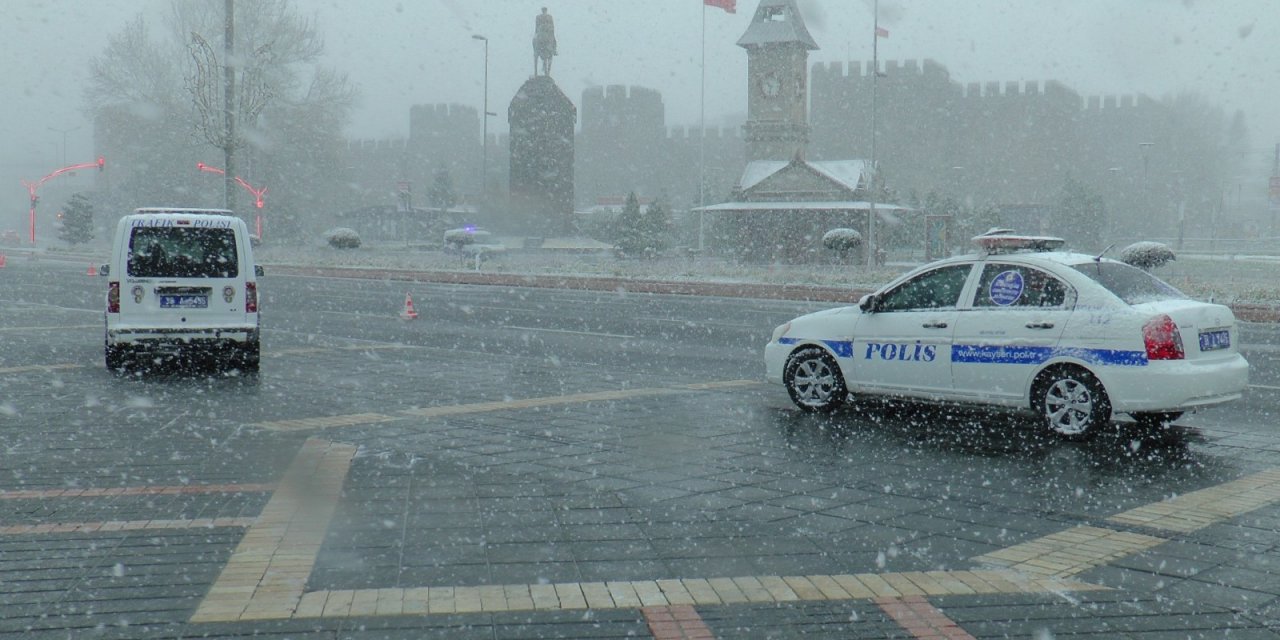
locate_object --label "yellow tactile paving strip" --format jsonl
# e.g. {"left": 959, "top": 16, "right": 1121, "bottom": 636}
{"left": 190, "top": 438, "right": 356, "bottom": 623}
{"left": 277, "top": 571, "right": 1104, "bottom": 621}
{"left": 1107, "top": 468, "right": 1280, "bottom": 533}
{"left": 974, "top": 468, "right": 1280, "bottom": 579}
{"left": 972, "top": 526, "right": 1166, "bottom": 578}
{"left": 255, "top": 380, "right": 763, "bottom": 431}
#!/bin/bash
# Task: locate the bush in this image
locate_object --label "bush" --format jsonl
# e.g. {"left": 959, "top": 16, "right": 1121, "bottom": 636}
{"left": 324, "top": 227, "right": 361, "bottom": 249}
{"left": 1119, "top": 241, "right": 1175, "bottom": 270}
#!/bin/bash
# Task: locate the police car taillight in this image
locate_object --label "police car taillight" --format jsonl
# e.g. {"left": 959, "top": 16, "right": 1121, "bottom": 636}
{"left": 1143, "top": 315, "right": 1184, "bottom": 361}
{"left": 107, "top": 282, "right": 120, "bottom": 313}
{"left": 245, "top": 282, "right": 258, "bottom": 313}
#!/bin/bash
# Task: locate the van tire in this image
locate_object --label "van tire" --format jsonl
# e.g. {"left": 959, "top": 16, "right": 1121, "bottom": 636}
{"left": 105, "top": 345, "right": 126, "bottom": 370}
{"left": 237, "top": 340, "right": 260, "bottom": 373}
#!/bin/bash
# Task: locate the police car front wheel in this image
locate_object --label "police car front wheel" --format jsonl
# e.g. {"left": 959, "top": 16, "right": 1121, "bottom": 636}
{"left": 784, "top": 347, "right": 847, "bottom": 413}
{"left": 1033, "top": 366, "right": 1111, "bottom": 440}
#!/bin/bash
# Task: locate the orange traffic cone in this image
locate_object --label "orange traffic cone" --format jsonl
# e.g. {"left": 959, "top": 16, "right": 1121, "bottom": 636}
{"left": 400, "top": 292, "right": 419, "bottom": 320}
{"left": 86, "top": 263, "right": 97, "bottom": 276}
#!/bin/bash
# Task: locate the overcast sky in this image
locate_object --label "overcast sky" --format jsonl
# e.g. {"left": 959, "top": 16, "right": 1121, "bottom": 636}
{"left": 3, "top": 0, "right": 1277, "bottom": 213}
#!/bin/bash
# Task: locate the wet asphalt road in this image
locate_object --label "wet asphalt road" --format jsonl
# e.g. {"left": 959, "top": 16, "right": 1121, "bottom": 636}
{"left": 5, "top": 257, "right": 1280, "bottom": 638}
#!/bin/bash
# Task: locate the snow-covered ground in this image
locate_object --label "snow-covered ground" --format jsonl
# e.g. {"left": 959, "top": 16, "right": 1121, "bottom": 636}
{"left": 38, "top": 240, "right": 1280, "bottom": 304}
{"left": 253, "top": 242, "right": 1280, "bottom": 304}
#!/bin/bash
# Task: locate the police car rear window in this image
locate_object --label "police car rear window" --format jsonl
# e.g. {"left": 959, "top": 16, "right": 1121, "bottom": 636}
{"left": 128, "top": 227, "right": 239, "bottom": 278}
{"left": 1069, "top": 261, "right": 1185, "bottom": 305}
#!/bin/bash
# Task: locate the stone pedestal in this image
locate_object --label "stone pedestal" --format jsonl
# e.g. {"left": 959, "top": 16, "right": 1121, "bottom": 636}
{"left": 508, "top": 76, "right": 576, "bottom": 235}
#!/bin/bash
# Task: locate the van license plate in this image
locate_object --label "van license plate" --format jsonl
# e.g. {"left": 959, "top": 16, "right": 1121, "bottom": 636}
{"left": 1199, "top": 329, "right": 1230, "bottom": 351}
{"left": 160, "top": 294, "right": 208, "bottom": 309}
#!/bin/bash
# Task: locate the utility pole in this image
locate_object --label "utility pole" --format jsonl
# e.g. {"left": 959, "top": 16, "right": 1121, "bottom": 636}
{"left": 223, "top": 0, "right": 237, "bottom": 212}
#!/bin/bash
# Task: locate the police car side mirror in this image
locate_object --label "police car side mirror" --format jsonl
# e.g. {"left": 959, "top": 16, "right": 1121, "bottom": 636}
{"left": 99, "top": 264, "right": 110, "bottom": 276}
{"left": 254, "top": 265, "right": 265, "bottom": 277}
{"left": 859, "top": 293, "right": 877, "bottom": 313}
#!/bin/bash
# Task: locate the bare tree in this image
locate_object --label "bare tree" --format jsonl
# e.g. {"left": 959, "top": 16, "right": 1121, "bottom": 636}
{"left": 85, "top": 0, "right": 355, "bottom": 233}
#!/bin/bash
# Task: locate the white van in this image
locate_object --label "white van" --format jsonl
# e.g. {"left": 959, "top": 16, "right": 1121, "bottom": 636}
{"left": 102, "top": 208, "right": 261, "bottom": 372}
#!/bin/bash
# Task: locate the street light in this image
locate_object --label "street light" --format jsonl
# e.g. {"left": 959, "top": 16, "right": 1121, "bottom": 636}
{"left": 47, "top": 125, "right": 81, "bottom": 167}
{"left": 471, "top": 34, "right": 494, "bottom": 200}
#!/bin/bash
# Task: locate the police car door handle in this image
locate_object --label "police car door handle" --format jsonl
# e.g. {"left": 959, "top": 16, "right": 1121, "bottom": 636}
{"left": 1025, "top": 321, "right": 1055, "bottom": 329}
{"left": 922, "top": 321, "right": 948, "bottom": 329}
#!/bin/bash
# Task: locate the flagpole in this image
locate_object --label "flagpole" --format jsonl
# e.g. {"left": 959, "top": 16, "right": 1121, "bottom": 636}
{"left": 698, "top": 2, "right": 707, "bottom": 252}
{"left": 867, "top": 0, "right": 879, "bottom": 269}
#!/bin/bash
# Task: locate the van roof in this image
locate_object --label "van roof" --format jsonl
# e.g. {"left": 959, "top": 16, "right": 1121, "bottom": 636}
{"left": 132, "top": 207, "right": 235, "bottom": 216}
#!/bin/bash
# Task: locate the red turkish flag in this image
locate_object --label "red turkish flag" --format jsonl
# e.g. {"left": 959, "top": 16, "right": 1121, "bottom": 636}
{"left": 704, "top": 0, "right": 736, "bottom": 13}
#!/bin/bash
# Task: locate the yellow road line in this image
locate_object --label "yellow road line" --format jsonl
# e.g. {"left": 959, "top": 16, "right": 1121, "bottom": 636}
{"left": 254, "top": 380, "right": 763, "bottom": 431}
{"left": 0, "top": 363, "right": 83, "bottom": 374}
{"left": 190, "top": 438, "right": 356, "bottom": 623}
{"left": 0, "top": 325, "right": 100, "bottom": 333}
{"left": 0, "top": 517, "right": 255, "bottom": 535}
{"left": 254, "top": 413, "right": 399, "bottom": 432}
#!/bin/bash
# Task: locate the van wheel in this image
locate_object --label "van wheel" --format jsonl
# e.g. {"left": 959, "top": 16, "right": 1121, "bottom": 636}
{"left": 237, "top": 340, "right": 260, "bottom": 373}
{"left": 105, "top": 345, "right": 127, "bottom": 370}
{"left": 1032, "top": 366, "right": 1110, "bottom": 440}
{"left": 783, "top": 347, "right": 847, "bottom": 413}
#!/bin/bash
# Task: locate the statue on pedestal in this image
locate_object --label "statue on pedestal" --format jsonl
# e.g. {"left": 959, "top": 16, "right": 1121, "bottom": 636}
{"left": 533, "top": 7, "right": 557, "bottom": 76}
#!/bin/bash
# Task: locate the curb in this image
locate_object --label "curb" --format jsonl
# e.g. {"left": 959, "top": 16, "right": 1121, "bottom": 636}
{"left": 268, "top": 264, "right": 873, "bottom": 304}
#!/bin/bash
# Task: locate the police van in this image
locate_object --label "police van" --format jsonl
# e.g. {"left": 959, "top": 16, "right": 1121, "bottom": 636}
{"left": 101, "top": 208, "right": 262, "bottom": 372}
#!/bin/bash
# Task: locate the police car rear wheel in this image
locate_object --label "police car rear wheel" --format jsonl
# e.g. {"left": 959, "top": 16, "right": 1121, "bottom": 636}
{"left": 784, "top": 347, "right": 847, "bottom": 413}
{"left": 1034, "top": 367, "right": 1110, "bottom": 439}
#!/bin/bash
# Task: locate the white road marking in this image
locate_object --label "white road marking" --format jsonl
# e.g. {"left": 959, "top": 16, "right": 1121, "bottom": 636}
{"left": 503, "top": 325, "right": 634, "bottom": 339}
{"left": 1248, "top": 384, "right": 1280, "bottom": 391}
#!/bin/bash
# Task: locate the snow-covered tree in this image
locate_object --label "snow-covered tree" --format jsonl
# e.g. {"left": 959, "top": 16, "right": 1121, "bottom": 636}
{"left": 1120, "top": 241, "right": 1176, "bottom": 271}
{"left": 428, "top": 168, "right": 458, "bottom": 211}
{"left": 613, "top": 192, "right": 646, "bottom": 256}
{"left": 324, "top": 227, "right": 360, "bottom": 249}
{"left": 58, "top": 193, "right": 95, "bottom": 246}
{"left": 822, "top": 228, "right": 862, "bottom": 264}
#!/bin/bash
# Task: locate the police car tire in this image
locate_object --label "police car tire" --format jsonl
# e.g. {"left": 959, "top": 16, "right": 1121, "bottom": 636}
{"left": 1033, "top": 366, "right": 1111, "bottom": 440}
{"left": 784, "top": 347, "right": 847, "bottom": 413}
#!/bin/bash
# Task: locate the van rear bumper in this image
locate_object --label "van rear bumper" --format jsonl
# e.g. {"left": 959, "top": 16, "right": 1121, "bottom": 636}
{"left": 107, "top": 326, "right": 258, "bottom": 348}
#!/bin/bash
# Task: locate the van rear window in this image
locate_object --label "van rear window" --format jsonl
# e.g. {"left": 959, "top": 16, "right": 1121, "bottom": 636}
{"left": 1069, "top": 260, "right": 1185, "bottom": 305}
{"left": 128, "top": 227, "right": 238, "bottom": 278}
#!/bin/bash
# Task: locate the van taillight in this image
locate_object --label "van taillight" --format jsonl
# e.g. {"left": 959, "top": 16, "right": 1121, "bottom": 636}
{"left": 107, "top": 282, "right": 120, "bottom": 313}
{"left": 245, "top": 282, "right": 258, "bottom": 313}
{"left": 1143, "top": 315, "right": 1184, "bottom": 360}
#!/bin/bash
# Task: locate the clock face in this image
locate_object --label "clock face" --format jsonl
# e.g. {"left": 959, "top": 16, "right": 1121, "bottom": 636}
{"left": 760, "top": 74, "right": 781, "bottom": 98}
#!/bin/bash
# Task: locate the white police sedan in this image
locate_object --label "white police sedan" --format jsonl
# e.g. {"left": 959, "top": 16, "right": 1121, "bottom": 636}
{"left": 764, "top": 233, "right": 1249, "bottom": 439}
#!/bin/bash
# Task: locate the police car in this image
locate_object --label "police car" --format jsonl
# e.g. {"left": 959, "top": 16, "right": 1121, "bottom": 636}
{"left": 764, "top": 231, "right": 1249, "bottom": 439}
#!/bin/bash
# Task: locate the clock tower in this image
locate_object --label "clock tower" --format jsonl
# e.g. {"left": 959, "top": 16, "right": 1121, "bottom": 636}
{"left": 737, "top": 0, "right": 819, "bottom": 162}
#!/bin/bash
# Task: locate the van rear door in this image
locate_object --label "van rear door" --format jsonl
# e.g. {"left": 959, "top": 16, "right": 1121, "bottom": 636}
{"left": 122, "top": 223, "right": 247, "bottom": 329}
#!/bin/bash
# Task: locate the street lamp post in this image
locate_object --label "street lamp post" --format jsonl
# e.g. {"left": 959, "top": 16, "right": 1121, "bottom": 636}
{"left": 48, "top": 125, "right": 81, "bottom": 167}
{"left": 471, "top": 34, "right": 492, "bottom": 200}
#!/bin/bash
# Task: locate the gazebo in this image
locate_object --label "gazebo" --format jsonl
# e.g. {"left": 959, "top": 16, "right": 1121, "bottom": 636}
{"left": 695, "top": 156, "right": 912, "bottom": 263}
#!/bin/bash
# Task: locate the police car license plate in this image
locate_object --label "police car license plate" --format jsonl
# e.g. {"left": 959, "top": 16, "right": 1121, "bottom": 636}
{"left": 1199, "top": 329, "right": 1230, "bottom": 351}
{"left": 160, "top": 294, "right": 208, "bottom": 309}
